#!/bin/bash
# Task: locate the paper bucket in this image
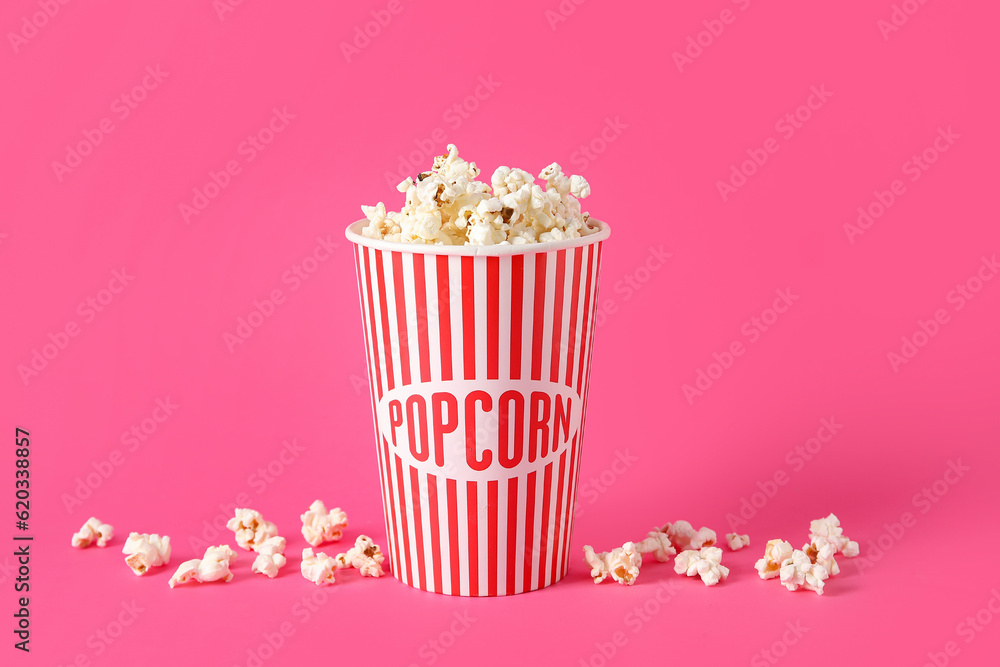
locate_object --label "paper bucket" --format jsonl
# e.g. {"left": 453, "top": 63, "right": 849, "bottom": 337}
{"left": 345, "top": 219, "right": 610, "bottom": 595}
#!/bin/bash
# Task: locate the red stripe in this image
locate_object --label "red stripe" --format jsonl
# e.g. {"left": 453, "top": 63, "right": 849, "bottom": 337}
{"left": 537, "top": 461, "right": 554, "bottom": 587}
{"left": 466, "top": 481, "right": 479, "bottom": 596}
{"left": 564, "top": 247, "right": 584, "bottom": 387}
{"left": 505, "top": 476, "right": 518, "bottom": 595}
{"left": 510, "top": 255, "right": 524, "bottom": 380}
{"left": 523, "top": 470, "right": 537, "bottom": 591}
{"left": 391, "top": 253, "right": 412, "bottom": 387}
{"left": 436, "top": 256, "right": 453, "bottom": 381}
{"left": 576, "top": 245, "right": 595, "bottom": 392}
{"left": 408, "top": 467, "right": 427, "bottom": 591}
{"left": 487, "top": 480, "right": 498, "bottom": 596}
{"left": 530, "top": 254, "right": 547, "bottom": 380}
{"left": 461, "top": 257, "right": 476, "bottom": 380}
{"left": 382, "top": 437, "right": 403, "bottom": 581}
{"left": 549, "top": 250, "right": 566, "bottom": 382}
{"left": 487, "top": 257, "right": 499, "bottom": 380}
{"left": 413, "top": 254, "right": 432, "bottom": 383}
{"left": 550, "top": 448, "right": 568, "bottom": 583}
{"left": 427, "top": 473, "right": 442, "bottom": 593}
{"left": 446, "top": 479, "right": 460, "bottom": 595}
{"left": 362, "top": 249, "right": 383, "bottom": 398}
{"left": 374, "top": 251, "right": 395, "bottom": 390}
{"left": 560, "top": 437, "right": 579, "bottom": 577}
{"left": 393, "top": 454, "right": 412, "bottom": 585}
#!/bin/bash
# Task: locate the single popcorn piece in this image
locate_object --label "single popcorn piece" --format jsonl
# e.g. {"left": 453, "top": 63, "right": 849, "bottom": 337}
{"left": 726, "top": 533, "right": 750, "bottom": 551}
{"left": 168, "top": 545, "right": 238, "bottom": 588}
{"left": 659, "top": 520, "right": 717, "bottom": 552}
{"left": 582, "top": 542, "right": 643, "bottom": 585}
{"left": 300, "top": 500, "right": 349, "bottom": 547}
{"left": 251, "top": 536, "right": 288, "bottom": 579}
{"left": 634, "top": 530, "right": 677, "bottom": 562}
{"left": 779, "top": 549, "right": 830, "bottom": 595}
{"left": 300, "top": 548, "right": 338, "bottom": 586}
{"left": 755, "top": 539, "right": 794, "bottom": 580}
{"left": 122, "top": 532, "right": 171, "bottom": 576}
{"left": 334, "top": 535, "right": 386, "bottom": 578}
{"left": 72, "top": 517, "right": 114, "bottom": 548}
{"left": 673, "top": 547, "right": 729, "bottom": 586}
{"left": 808, "top": 513, "right": 859, "bottom": 558}
{"left": 360, "top": 144, "right": 598, "bottom": 246}
{"left": 804, "top": 541, "right": 840, "bottom": 576}
{"left": 226, "top": 508, "right": 278, "bottom": 551}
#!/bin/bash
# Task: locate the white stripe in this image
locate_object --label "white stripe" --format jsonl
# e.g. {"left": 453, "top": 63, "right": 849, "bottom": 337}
{"left": 521, "top": 256, "right": 536, "bottom": 381}
{"left": 496, "top": 258, "right": 513, "bottom": 594}
{"left": 497, "top": 480, "right": 509, "bottom": 594}
{"left": 514, "top": 468, "right": 527, "bottom": 593}
{"left": 449, "top": 256, "right": 464, "bottom": 382}
{"left": 538, "top": 252, "right": 556, "bottom": 382}
{"left": 426, "top": 257, "right": 442, "bottom": 383}
{"left": 456, "top": 482, "right": 470, "bottom": 596}
{"left": 447, "top": 255, "right": 465, "bottom": 593}
{"left": 530, "top": 471, "right": 546, "bottom": 591}
{"left": 557, "top": 249, "right": 575, "bottom": 384}
{"left": 474, "top": 257, "right": 488, "bottom": 382}
{"left": 540, "top": 464, "right": 558, "bottom": 588}
{"left": 478, "top": 484, "right": 490, "bottom": 596}
{"left": 437, "top": 478, "right": 452, "bottom": 594}
{"left": 415, "top": 472, "right": 435, "bottom": 592}
{"left": 401, "top": 252, "right": 422, "bottom": 384}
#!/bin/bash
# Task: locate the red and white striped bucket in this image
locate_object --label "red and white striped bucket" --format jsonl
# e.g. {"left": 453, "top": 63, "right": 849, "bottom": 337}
{"left": 345, "top": 219, "right": 610, "bottom": 596}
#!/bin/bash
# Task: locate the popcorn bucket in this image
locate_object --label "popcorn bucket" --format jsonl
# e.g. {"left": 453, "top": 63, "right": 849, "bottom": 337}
{"left": 345, "top": 220, "right": 610, "bottom": 596}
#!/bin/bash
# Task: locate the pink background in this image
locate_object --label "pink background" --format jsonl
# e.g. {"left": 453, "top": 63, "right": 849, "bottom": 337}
{"left": 3, "top": 0, "right": 999, "bottom": 665}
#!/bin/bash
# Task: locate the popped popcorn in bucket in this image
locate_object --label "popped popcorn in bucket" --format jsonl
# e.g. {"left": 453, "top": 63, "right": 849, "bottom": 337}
{"left": 360, "top": 144, "right": 598, "bottom": 245}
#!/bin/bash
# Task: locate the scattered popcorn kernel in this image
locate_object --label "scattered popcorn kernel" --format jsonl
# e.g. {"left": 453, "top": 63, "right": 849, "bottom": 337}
{"left": 226, "top": 508, "right": 278, "bottom": 551}
{"left": 755, "top": 539, "right": 794, "bottom": 580}
{"left": 361, "top": 145, "right": 598, "bottom": 246}
{"left": 726, "top": 533, "right": 750, "bottom": 551}
{"left": 300, "top": 500, "right": 349, "bottom": 547}
{"left": 251, "top": 536, "right": 288, "bottom": 579}
{"left": 634, "top": 530, "right": 677, "bottom": 562}
{"left": 168, "top": 545, "right": 238, "bottom": 588}
{"left": 582, "top": 542, "right": 643, "bottom": 585}
{"left": 808, "top": 513, "right": 859, "bottom": 558}
{"left": 122, "top": 532, "right": 171, "bottom": 576}
{"left": 804, "top": 541, "right": 840, "bottom": 576}
{"left": 72, "top": 517, "right": 114, "bottom": 548}
{"left": 301, "top": 548, "right": 338, "bottom": 586}
{"left": 779, "top": 549, "right": 829, "bottom": 595}
{"left": 334, "top": 535, "right": 386, "bottom": 578}
{"left": 673, "top": 547, "right": 729, "bottom": 586}
{"left": 659, "top": 520, "right": 717, "bottom": 552}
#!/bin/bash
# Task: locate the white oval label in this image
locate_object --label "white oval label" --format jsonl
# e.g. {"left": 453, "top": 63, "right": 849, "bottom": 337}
{"left": 376, "top": 379, "right": 582, "bottom": 482}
